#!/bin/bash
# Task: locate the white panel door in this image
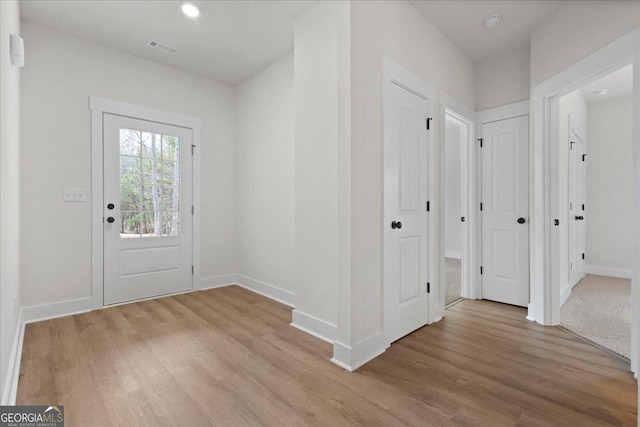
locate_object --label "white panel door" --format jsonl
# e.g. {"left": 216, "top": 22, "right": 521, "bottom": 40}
{"left": 569, "top": 129, "right": 586, "bottom": 288}
{"left": 384, "top": 82, "right": 430, "bottom": 343}
{"left": 103, "top": 114, "right": 193, "bottom": 305}
{"left": 481, "top": 115, "right": 529, "bottom": 307}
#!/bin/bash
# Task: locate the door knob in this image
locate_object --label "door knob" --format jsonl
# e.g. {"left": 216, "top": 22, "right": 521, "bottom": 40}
{"left": 391, "top": 221, "right": 402, "bottom": 229}
{"left": 106, "top": 217, "right": 115, "bottom": 223}
{"left": 575, "top": 215, "right": 584, "bottom": 221}
{"left": 517, "top": 217, "right": 526, "bottom": 224}
{"left": 107, "top": 203, "right": 115, "bottom": 210}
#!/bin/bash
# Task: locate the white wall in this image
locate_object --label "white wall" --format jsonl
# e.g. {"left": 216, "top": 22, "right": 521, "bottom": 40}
{"left": 293, "top": 1, "right": 350, "bottom": 333}
{"left": 347, "top": 0, "right": 475, "bottom": 348}
{"left": 586, "top": 95, "right": 633, "bottom": 274}
{"left": 444, "top": 116, "right": 461, "bottom": 258}
{"left": 530, "top": 1, "right": 640, "bottom": 86}
{"left": 475, "top": 47, "right": 530, "bottom": 111}
{"left": 558, "top": 89, "right": 587, "bottom": 292}
{"left": 20, "top": 22, "right": 236, "bottom": 308}
{"left": 236, "top": 52, "right": 295, "bottom": 294}
{"left": 0, "top": 0, "right": 22, "bottom": 403}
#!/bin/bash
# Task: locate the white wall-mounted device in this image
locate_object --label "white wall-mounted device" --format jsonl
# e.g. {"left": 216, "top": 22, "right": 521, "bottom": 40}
{"left": 10, "top": 34, "right": 24, "bottom": 68}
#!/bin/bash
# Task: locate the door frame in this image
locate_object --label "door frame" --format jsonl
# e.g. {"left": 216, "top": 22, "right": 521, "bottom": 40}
{"left": 89, "top": 96, "right": 202, "bottom": 309}
{"left": 530, "top": 28, "right": 639, "bottom": 376}
{"left": 381, "top": 57, "right": 438, "bottom": 347}
{"left": 439, "top": 93, "right": 476, "bottom": 301}
{"left": 476, "top": 101, "right": 530, "bottom": 302}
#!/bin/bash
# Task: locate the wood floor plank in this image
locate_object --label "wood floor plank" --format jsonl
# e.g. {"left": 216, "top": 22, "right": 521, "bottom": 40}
{"left": 17, "top": 291, "right": 637, "bottom": 426}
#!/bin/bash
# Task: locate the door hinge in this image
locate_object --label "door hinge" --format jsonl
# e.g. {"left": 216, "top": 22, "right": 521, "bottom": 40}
{"left": 554, "top": 219, "right": 560, "bottom": 226}
{"left": 426, "top": 201, "right": 430, "bottom": 212}
{"left": 191, "top": 144, "right": 196, "bottom": 155}
{"left": 478, "top": 138, "right": 483, "bottom": 148}
{"left": 192, "top": 265, "right": 194, "bottom": 274}
{"left": 570, "top": 262, "right": 573, "bottom": 270}
{"left": 582, "top": 154, "right": 588, "bottom": 162}
{"left": 582, "top": 253, "right": 585, "bottom": 260}
{"left": 461, "top": 217, "right": 465, "bottom": 222}
{"left": 426, "top": 117, "right": 432, "bottom": 130}
{"left": 426, "top": 282, "right": 431, "bottom": 293}
{"left": 582, "top": 203, "right": 585, "bottom": 211}
{"left": 570, "top": 202, "right": 572, "bottom": 210}
{"left": 191, "top": 205, "right": 194, "bottom": 215}
{"left": 480, "top": 266, "right": 483, "bottom": 275}
{"left": 480, "top": 202, "right": 483, "bottom": 211}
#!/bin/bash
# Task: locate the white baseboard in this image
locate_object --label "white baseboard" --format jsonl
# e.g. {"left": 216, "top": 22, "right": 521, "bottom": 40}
{"left": 23, "top": 297, "right": 93, "bottom": 324}
{"left": 19, "top": 274, "right": 293, "bottom": 325}
{"left": 585, "top": 265, "right": 632, "bottom": 279}
{"left": 526, "top": 303, "right": 536, "bottom": 322}
{"left": 235, "top": 274, "right": 295, "bottom": 307}
{"left": 331, "top": 332, "right": 385, "bottom": 372}
{"left": 444, "top": 251, "right": 461, "bottom": 259}
{"left": 560, "top": 284, "right": 572, "bottom": 307}
{"left": 2, "top": 308, "right": 24, "bottom": 405}
{"left": 200, "top": 274, "right": 237, "bottom": 290}
{"left": 290, "top": 309, "right": 336, "bottom": 343}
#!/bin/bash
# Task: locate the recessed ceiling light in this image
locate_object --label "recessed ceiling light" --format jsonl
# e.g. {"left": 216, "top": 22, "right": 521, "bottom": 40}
{"left": 181, "top": 2, "right": 201, "bottom": 18}
{"left": 483, "top": 14, "right": 502, "bottom": 29}
{"left": 593, "top": 89, "right": 609, "bottom": 96}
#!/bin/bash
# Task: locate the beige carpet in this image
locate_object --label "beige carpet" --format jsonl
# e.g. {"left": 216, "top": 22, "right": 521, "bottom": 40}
{"left": 445, "top": 258, "right": 462, "bottom": 306}
{"left": 560, "top": 274, "right": 631, "bottom": 359}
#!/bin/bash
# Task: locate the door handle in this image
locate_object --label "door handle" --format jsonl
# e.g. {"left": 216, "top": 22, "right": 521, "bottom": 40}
{"left": 391, "top": 221, "right": 402, "bottom": 230}
{"left": 517, "top": 217, "right": 526, "bottom": 224}
{"left": 575, "top": 215, "right": 584, "bottom": 221}
{"left": 106, "top": 217, "right": 115, "bottom": 224}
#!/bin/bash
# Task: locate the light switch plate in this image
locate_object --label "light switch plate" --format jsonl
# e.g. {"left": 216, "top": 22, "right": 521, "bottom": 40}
{"left": 64, "top": 187, "right": 87, "bottom": 202}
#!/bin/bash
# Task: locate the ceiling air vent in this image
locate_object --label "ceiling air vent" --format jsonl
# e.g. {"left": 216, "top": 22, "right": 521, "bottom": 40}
{"left": 147, "top": 40, "right": 179, "bottom": 55}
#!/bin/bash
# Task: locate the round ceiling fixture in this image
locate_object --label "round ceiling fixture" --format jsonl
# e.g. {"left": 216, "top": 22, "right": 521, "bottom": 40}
{"left": 593, "top": 89, "right": 609, "bottom": 96}
{"left": 483, "top": 14, "right": 502, "bottom": 29}
{"left": 181, "top": 2, "right": 201, "bottom": 18}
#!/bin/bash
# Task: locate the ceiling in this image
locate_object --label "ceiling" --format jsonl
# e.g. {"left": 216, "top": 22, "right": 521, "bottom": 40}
{"left": 580, "top": 64, "right": 634, "bottom": 103}
{"left": 410, "top": 1, "right": 562, "bottom": 61}
{"left": 20, "top": 1, "right": 570, "bottom": 83}
{"left": 20, "top": 0, "right": 316, "bottom": 85}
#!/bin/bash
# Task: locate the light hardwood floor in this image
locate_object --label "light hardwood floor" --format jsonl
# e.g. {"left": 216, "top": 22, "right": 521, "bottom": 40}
{"left": 17, "top": 286, "right": 637, "bottom": 426}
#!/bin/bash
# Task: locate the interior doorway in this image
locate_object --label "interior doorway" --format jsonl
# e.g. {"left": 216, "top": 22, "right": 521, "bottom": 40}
{"left": 443, "top": 110, "right": 471, "bottom": 307}
{"left": 530, "top": 29, "right": 639, "bottom": 374}
{"left": 557, "top": 64, "right": 634, "bottom": 360}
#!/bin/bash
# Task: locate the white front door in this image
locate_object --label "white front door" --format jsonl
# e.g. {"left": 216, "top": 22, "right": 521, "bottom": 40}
{"left": 481, "top": 115, "right": 529, "bottom": 307}
{"left": 383, "top": 81, "right": 431, "bottom": 343}
{"left": 103, "top": 114, "right": 193, "bottom": 305}
{"left": 568, "top": 128, "right": 586, "bottom": 288}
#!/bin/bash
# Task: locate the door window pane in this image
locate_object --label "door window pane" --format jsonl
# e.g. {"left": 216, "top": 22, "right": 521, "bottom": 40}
{"left": 162, "top": 135, "right": 180, "bottom": 162}
{"left": 119, "top": 129, "right": 141, "bottom": 157}
{"left": 161, "top": 186, "right": 180, "bottom": 212}
{"left": 121, "top": 211, "right": 141, "bottom": 237}
{"left": 120, "top": 156, "right": 141, "bottom": 185}
{"left": 120, "top": 184, "right": 141, "bottom": 211}
{"left": 162, "top": 210, "right": 181, "bottom": 236}
{"left": 119, "top": 128, "right": 181, "bottom": 238}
